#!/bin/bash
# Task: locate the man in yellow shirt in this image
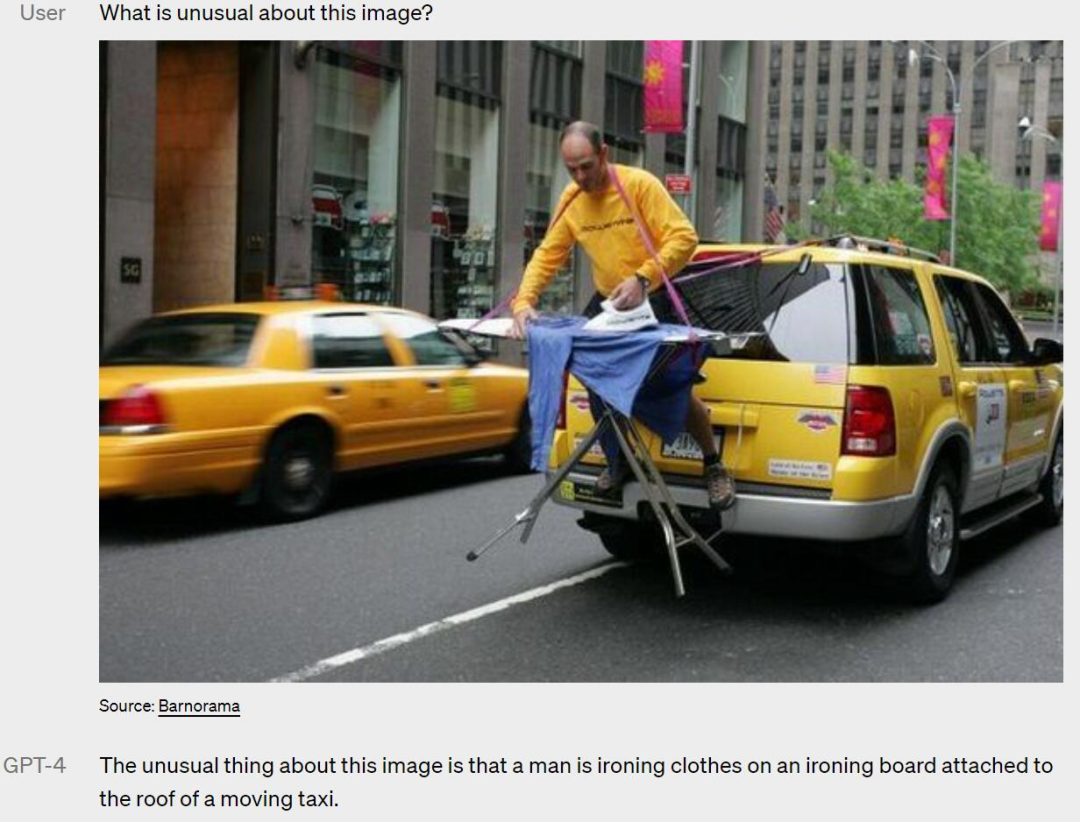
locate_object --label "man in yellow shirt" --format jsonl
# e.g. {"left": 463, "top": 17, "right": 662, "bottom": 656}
{"left": 511, "top": 121, "right": 735, "bottom": 509}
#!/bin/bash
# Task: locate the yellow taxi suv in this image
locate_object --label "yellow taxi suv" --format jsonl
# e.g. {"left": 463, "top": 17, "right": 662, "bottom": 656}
{"left": 100, "top": 302, "right": 530, "bottom": 520}
{"left": 551, "top": 237, "right": 1064, "bottom": 602}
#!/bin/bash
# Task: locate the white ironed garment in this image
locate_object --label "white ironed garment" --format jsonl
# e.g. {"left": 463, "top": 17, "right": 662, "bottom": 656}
{"left": 437, "top": 316, "right": 751, "bottom": 348}
{"left": 581, "top": 298, "right": 659, "bottom": 332}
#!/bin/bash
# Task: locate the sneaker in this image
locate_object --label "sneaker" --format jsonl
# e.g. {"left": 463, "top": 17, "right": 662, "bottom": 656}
{"left": 705, "top": 463, "right": 737, "bottom": 510}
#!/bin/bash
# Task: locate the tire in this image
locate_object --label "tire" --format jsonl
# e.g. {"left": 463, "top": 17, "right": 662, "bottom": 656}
{"left": 260, "top": 422, "right": 333, "bottom": 521}
{"left": 593, "top": 518, "right": 664, "bottom": 562}
{"left": 1030, "top": 430, "right": 1063, "bottom": 527}
{"left": 504, "top": 406, "right": 533, "bottom": 474}
{"left": 895, "top": 463, "right": 961, "bottom": 604}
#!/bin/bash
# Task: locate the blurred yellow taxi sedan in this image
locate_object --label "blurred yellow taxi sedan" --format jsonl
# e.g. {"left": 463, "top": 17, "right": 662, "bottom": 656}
{"left": 100, "top": 302, "right": 530, "bottom": 519}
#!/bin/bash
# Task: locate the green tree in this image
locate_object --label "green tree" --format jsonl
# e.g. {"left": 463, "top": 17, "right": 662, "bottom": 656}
{"left": 791, "top": 152, "right": 1041, "bottom": 295}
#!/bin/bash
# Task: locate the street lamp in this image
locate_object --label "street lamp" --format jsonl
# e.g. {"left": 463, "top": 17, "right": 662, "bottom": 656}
{"left": 1020, "top": 115, "right": 1064, "bottom": 339}
{"left": 908, "top": 44, "right": 959, "bottom": 263}
{"left": 904, "top": 40, "right": 1020, "bottom": 264}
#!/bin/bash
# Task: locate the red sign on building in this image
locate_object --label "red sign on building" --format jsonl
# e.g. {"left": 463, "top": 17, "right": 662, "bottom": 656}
{"left": 665, "top": 174, "right": 692, "bottom": 194}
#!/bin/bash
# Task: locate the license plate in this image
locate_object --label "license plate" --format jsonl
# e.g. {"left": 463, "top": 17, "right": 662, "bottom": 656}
{"left": 661, "top": 431, "right": 724, "bottom": 461}
{"left": 559, "top": 479, "right": 623, "bottom": 509}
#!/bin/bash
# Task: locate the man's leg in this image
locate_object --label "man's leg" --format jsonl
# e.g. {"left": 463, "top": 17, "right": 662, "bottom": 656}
{"left": 685, "top": 396, "right": 736, "bottom": 509}
{"left": 685, "top": 396, "right": 717, "bottom": 458}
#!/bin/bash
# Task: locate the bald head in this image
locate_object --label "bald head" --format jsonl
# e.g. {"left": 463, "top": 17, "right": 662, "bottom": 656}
{"left": 559, "top": 121, "right": 609, "bottom": 192}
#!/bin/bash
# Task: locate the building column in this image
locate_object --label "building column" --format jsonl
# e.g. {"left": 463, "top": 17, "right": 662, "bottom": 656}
{"left": 577, "top": 41, "right": 607, "bottom": 311}
{"left": 644, "top": 132, "right": 666, "bottom": 177}
{"left": 828, "top": 41, "right": 845, "bottom": 182}
{"left": 775, "top": 42, "right": 794, "bottom": 207}
{"left": 800, "top": 40, "right": 819, "bottom": 225}
{"left": 876, "top": 42, "right": 893, "bottom": 180}
{"left": 398, "top": 42, "right": 438, "bottom": 313}
{"left": 1030, "top": 58, "right": 1054, "bottom": 188}
{"left": 275, "top": 44, "right": 316, "bottom": 289}
{"left": 901, "top": 50, "right": 920, "bottom": 184}
{"left": 696, "top": 42, "right": 722, "bottom": 235}
{"left": 851, "top": 41, "right": 868, "bottom": 168}
{"left": 956, "top": 41, "right": 976, "bottom": 157}
{"left": 987, "top": 61, "right": 1023, "bottom": 184}
{"left": 102, "top": 41, "right": 157, "bottom": 347}
{"left": 743, "top": 41, "right": 768, "bottom": 242}
{"left": 237, "top": 42, "right": 278, "bottom": 301}
{"left": 497, "top": 42, "right": 531, "bottom": 306}
{"left": 581, "top": 41, "right": 606, "bottom": 127}
{"left": 492, "top": 42, "right": 531, "bottom": 364}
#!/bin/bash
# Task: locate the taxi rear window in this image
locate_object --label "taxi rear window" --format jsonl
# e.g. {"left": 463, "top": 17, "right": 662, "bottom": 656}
{"left": 674, "top": 260, "right": 851, "bottom": 363}
{"left": 102, "top": 314, "right": 260, "bottom": 366}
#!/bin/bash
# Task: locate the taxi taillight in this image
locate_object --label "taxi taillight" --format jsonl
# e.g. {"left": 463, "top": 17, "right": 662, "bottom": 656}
{"left": 101, "top": 386, "right": 167, "bottom": 430}
{"left": 842, "top": 385, "right": 896, "bottom": 457}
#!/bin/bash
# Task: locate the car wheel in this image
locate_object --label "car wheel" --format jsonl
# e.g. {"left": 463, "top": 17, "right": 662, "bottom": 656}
{"left": 1030, "top": 430, "right": 1063, "bottom": 527}
{"left": 504, "top": 406, "right": 533, "bottom": 474}
{"left": 896, "top": 463, "right": 960, "bottom": 603}
{"left": 260, "top": 422, "right": 333, "bottom": 521}
{"left": 593, "top": 518, "right": 664, "bottom": 562}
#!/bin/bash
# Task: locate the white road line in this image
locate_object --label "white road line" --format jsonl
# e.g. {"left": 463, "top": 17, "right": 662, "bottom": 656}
{"left": 271, "top": 562, "right": 629, "bottom": 683}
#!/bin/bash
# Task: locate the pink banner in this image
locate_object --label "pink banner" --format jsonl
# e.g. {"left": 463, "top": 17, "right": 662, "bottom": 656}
{"left": 924, "top": 116, "right": 954, "bottom": 221}
{"left": 643, "top": 41, "right": 684, "bottom": 133}
{"left": 1040, "top": 181, "right": 1062, "bottom": 251}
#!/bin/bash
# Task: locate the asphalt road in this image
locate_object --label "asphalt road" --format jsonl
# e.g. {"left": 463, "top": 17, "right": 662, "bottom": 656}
{"left": 100, "top": 458, "right": 1062, "bottom": 683}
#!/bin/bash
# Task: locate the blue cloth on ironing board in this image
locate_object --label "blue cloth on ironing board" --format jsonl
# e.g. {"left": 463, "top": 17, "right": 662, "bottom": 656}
{"left": 526, "top": 315, "right": 702, "bottom": 472}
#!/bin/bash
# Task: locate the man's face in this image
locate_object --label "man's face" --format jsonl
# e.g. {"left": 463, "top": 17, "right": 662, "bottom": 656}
{"left": 561, "top": 134, "right": 609, "bottom": 193}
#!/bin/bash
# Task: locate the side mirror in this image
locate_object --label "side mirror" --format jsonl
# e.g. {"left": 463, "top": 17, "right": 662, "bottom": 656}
{"left": 1031, "top": 337, "right": 1063, "bottom": 365}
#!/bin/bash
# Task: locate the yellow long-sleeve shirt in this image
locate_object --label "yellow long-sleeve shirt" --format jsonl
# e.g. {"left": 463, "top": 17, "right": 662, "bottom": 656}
{"left": 512, "top": 164, "right": 698, "bottom": 314}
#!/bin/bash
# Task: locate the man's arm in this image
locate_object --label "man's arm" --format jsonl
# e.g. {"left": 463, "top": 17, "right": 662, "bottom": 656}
{"left": 633, "top": 174, "right": 699, "bottom": 288}
{"left": 510, "top": 188, "right": 578, "bottom": 335}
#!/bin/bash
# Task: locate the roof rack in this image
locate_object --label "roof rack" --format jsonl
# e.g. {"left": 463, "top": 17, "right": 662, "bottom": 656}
{"left": 815, "top": 234, "right": 942, "bottom": 263}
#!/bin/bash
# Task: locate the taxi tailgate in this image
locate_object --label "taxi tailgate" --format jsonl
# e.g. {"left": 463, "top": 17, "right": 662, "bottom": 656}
{"left": 563, "top": 361, "right": 847, "bottom": 491}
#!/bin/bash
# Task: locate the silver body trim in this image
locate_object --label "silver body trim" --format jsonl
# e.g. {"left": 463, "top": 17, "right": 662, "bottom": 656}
{"left": 550, "top": 399, "right": 1061, "bottom": 544}
{"left": 551, "top": 468, "right": 919, "bottom": 542}
{"left": 99, "top": 424, "right": 170, "bottom": 436}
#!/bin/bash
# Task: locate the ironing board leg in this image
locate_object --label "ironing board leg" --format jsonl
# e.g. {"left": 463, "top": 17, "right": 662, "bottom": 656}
{"left": 467, "top": 414, "right": 609, "bottom": 561}
{"left": 608, "top": 413, "right": 686, "bottom": 597}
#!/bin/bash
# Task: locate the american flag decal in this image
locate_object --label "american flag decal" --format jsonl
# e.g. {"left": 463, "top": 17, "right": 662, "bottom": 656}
{"left": 813, "top": 364, "right": 846, "bottom": 385}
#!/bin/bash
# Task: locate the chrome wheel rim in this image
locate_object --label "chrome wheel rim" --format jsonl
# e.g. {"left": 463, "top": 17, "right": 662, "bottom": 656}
{"left": 283, "top": 454, "right": 315, "bottom": 491}
{"left": 1052, "top": 438, "right": 1064, "bottom": 508}
{"left": 926, "top": 485, "right": 955, "bottom": 577}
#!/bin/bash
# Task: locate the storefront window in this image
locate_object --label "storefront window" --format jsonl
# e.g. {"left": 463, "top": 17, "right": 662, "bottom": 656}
{"left": 526, "top": 118, "right": 579, "bottom": 314}
{"left": 311, "top": 47, "right": 401, "bottom": 304}
{"left": 713, "top": 174, "right": 743, "bottom": 241}
{"left": 719, "top": 41, "right": 749, "bottom": 124}
{"left": 609, "top": 141, "right": 644, "bottom": 168}
{"left": 536, "top": 41, "right": 582, "bottom": 58}
{"left": 430, "top": 91, "right": 501, "bottom": 320}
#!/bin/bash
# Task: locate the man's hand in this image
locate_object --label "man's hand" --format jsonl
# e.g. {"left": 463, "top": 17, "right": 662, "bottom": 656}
{"left": 608, "top": 275, "right": 648, "bottom": 310}
{"left": 511, "top": 306, "right": 538, "bottom": 339}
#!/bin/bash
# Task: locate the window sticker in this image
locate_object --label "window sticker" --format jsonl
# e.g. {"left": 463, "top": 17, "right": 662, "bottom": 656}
{"left": 768, "top": 459, "right": 832, "bottom": 481}
{"left": 447, "top": 377, "right": 478, "bottom": 413}
{"left": 796, "top": 409, "right": 840, "bottom": 433}
{"left": 974, "top": 383, "right": 1007, "bottom": 469}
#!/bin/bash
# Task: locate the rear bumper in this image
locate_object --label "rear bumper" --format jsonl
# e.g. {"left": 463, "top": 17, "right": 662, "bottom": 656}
{"left": 549, "top": 468, "right": 919, "bottom": 542}
{"left": 100, "top": 435, "right": 259, "bottom": 498}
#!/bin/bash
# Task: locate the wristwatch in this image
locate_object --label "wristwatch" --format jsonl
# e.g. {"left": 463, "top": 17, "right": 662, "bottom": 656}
{"left": 634, "top": 273, "right": 651, "bottom": 294}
